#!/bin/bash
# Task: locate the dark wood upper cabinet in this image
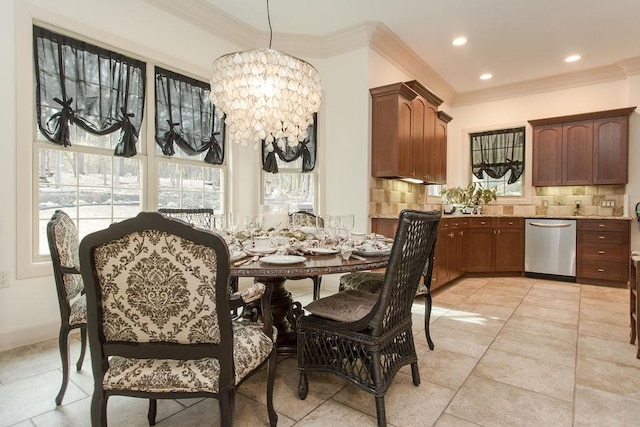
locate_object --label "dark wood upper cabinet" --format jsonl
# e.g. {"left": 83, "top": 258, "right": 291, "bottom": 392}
{"left": 370, "top": 81, "right": 450, "bottom": 184}
{"left": 530, "top": 107, "right": 635, "bottom": 186}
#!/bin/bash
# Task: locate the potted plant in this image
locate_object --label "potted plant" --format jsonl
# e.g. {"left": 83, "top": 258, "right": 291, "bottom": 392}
{"left": 440, "top": 183, "right": 497, "bottom": 214}
{"left": 440, "top": 186, "right": 464, "bottom": 214}
{"left": 465, "top": 182, "right": 497, "bottom": 214}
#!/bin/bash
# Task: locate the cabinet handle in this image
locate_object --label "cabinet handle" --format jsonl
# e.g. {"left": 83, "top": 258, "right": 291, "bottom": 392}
{"left": 459, "top": 231, "right": 464, "bottom": 236}
{"left": 598, "top": 251, "right": 605, "bottom": 254}
{"left": 452, "top": 222, "right": 459, "bottom": 226}
{"left": 598, "top": 236, "right": 605, "bottom": 239}
{"left": 508, "top": 221, "right": 514, "bottom": 225}
{"left": 598, "top": 224, "right": 605, "bottom": 227}
{"left": 598, "top": 268, "right": 605, "bottom": 272}
{"left": 448, "top": 233, "right": 454, "bottom": 238}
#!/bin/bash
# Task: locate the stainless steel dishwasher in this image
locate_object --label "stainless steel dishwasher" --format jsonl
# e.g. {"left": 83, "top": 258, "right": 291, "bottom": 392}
{"left": 525, "top": 218, "right": 576, "bottom": 282}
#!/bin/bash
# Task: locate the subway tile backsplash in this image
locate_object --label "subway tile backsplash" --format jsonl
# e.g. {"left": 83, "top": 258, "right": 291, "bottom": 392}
{"left": 369, "top": 178, "right": 627, "bottom": 218}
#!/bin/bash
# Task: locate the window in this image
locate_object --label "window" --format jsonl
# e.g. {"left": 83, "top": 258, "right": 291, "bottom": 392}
{"left": 31, "top": 26, "right": 227, "bottom": 262}
{"left": 470, "top": 127, "right": 525, "bottom": 197}
{"left": 261, "top": 114, "right": 318, "bottom": 213}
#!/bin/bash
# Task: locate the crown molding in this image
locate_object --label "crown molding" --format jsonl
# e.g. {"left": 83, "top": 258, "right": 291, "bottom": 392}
{"left": 618, "top": 57, "right": 640, "bottom": 76}
{"left": 452, "top": 64, "right": 629, "bottom": 107}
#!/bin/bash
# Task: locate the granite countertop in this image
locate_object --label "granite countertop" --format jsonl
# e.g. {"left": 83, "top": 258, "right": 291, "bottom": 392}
{"left": 370, "top": 214, "right": 633, "bottom": 221}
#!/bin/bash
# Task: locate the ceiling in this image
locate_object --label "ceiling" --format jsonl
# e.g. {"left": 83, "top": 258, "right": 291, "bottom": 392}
{"left": 202, "top": 0, "right": 640, "bottom": 98}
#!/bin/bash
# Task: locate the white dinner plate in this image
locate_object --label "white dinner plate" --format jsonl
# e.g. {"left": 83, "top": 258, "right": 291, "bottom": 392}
{"left": 308, "top": 247, "right": 339, "bottom": 255}
{"left": 230, "top": 251, "right": 246, "bottom": 262}
{"left": 246, "top": 248, "right": 277, "bottom": 255}
{"left": 259, "top": 255, "right": 307, "bottom": 265}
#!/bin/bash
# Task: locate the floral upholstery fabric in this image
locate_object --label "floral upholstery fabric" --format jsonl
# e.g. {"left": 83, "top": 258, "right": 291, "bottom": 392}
{"left": 339, "top": 272, "right": 429, "bottom": 296}
{"left": 69, "top": 295, "right": 87, "bottom": 326}
{"left": 93, "top": 230, "right": 222, "bottom": 344}
{"left": 239, "top": 283, "right": 265, "bottom": 303}
{"left": 102, "top": 321, "right": 275, "bottom": 393}
{"left": 53, "top": 213, "right": 84, "bottom": 300}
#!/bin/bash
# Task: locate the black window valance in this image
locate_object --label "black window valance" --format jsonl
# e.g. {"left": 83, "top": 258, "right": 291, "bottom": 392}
{"left": 261, "top": 113, "right": 317, "bottom": 173}
{"left": 33, "top": 26, "right": 146, "bottom": 157}
{"left": 154, "top": 67, "right": 225, "bottom": 165}
{"left": 471, "top": 127, "right": 525, "bottom": 184}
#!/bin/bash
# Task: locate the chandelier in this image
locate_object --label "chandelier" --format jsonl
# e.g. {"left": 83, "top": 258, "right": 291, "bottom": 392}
{"left": 209, "top": 1, "right": 322, "bottom": 148}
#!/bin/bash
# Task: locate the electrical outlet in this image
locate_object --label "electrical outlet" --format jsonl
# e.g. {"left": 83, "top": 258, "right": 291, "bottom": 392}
{"left": 0, "top": 271, "right": 9, "bottom": 289}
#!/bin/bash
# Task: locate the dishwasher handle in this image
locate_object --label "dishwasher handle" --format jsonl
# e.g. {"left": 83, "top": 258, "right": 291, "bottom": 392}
{"left": 528, "top": 222, "right": 573, "bottom": 228}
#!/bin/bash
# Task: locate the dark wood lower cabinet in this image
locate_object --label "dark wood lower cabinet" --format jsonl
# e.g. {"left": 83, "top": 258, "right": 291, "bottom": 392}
{"left": 467, "top": 217, "right": 524, "bottom": 273}
{"left": 577, "top": 219, "right": 630, "bottom": 287}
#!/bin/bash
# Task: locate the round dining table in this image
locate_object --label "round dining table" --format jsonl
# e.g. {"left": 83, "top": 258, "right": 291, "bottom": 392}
{"left": 230, "top": 253, "right": 389, "bottom": 354}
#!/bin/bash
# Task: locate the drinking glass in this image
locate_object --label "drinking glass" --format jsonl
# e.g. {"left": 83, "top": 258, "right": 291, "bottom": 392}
{"left": 245, "top": 215, "right": 259, "bottom": 246}
{"left": 228, "top": 212, "right": 239, "bottom": 235}
{"left": 326, "top": 215, "right": 340, "bottom": 239}
{"left": 213, "top": 214, "right": 225, "bottom": 232}
{"left": 340, "top": 214, "right": 354, "bottom": 239}
{"left": 316, "top": 215, "right": 326, "bottom": 238}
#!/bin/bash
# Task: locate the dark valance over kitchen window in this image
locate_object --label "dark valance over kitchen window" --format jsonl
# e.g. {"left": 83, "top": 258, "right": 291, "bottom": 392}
{"left": 155, "top": 67, "right": 225, "bottom": 164}
{"left": 33, "top": 26, "right": 146, "bottom": 157}
{"left": 471, "top": 127, "right": 525, "bottom": 184}
{"left": 261, "top": 113, "right": 317, "bottom": 173}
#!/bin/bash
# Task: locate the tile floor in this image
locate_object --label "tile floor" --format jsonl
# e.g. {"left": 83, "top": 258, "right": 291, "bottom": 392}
{"left": 2, "top": 275, "right": 640, "bottom": 426}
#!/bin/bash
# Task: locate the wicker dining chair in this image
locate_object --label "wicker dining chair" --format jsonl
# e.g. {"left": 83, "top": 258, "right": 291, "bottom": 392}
{"left": 297, "top": 210, "right": 440, "bottom": 427}
{"left": 47, "top": 210, "right": 88, "bottom": 406}
{"left": 79, "top": 212, "right": 278, "bottom": 426}
{"left": 288, "top": 211, "right": 324, "bottom": 300}
{"left": 337, "top": 260, "right": 435, "bottom": 350}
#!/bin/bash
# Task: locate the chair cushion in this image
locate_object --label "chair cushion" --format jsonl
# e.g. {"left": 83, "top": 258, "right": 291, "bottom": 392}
{"left": 340, "top": 271, "right": 430, "bottom": 296}
{"left": 103, "top": 322, "right": 275, "bottom": 394}
{"left": 305, "top": 289, "right": 378, "bottom": 323}
{"left": 339, "top": 272, "right": 384, "bottom": 293}
{"left": 69, "top": 294, "right": 87, "bottom": 326}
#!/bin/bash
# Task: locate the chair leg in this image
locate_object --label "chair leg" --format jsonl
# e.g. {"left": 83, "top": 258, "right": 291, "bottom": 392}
{"left": 298, "top": 372, "right": 308, "bottom": 399}
{"left": 147, "top": 399, "right": 157, "bottom": 426}
{"left": 266, "top": 349, "right": 278, "bottom": 427}
{"left": 374, "top": 396, "right": 387, "bottom": 427}
{"left": 76, "top": 327, "right": 87, "bottom": 371}
{"left": 410, "top": 361, "right": 420, "bottom": 386}
{"left": 91, "top": 390, "right": 107, "bottom": 427}
{"left": 219, "top": 389, "right": 236, "bottom": 427}
{"left": 312, "top": 276, "right": 322, "bottom": 300}
{"left": 424, "top": 293, "right": 434, "bottom": 350}
{"left": 56, "top": 325, "right": 70, "bottom": 406}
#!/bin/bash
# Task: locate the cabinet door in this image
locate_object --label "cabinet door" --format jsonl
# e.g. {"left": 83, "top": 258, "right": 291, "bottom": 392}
{"left": 467, "top": 228, "right": 495, "bottom": 272}
{"left": 532, "top": 124, "right": 562, "bottom": 186}
{"left": 451, "top": 221, "right": 468, "bottom": 279}
{"left": 495, "top": 228, "right": 524, "bottom": 271}
{"left": 432, "top": 221, "right": 450, "bottom": 290}
{"left": 421, "top": 103, "right": 438, "bottom": 183}
{"left": 397, "top": 99, "right": 414, "bottom": 178}
{"left": 593, "top": 116, "right": 628, "bottom": 184}
{"left": 433, "top": 117, "right": 448, "bottom": 184}
{"left": 562, "top": 120, "right": 593, "bottom": 185}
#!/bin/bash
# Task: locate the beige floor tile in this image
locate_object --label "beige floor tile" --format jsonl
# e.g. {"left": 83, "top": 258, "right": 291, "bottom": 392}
{"left": 433, "top": 309, "right": 506, "bottom": 338}
{"left": 523, "top": 293, "right": 580, "bottom": 312}
{"left": 332, "top": 372, "right": 456, "bottom": 427}
{"left": 579, "top": 319, "right": 631, "bottom": 342}
{"left": 400, "top": 345, "right": 479, "bottom": 390}
{"left": 513, "top": 302, "right": 579, "bottom": 325}
{"left": 579, "top": 305, "right": 630, "bottom": 326}
{"left": 477, "top": 280, "right": 533, "bottom": 297}
{"left": 577, "top": 334, "right": 640, "bottom": 367}
{"left": 526, "top": 287, "right": 580, "bottom": 302}
{"left": 574, "top": 386, "right": 640, "bottom": 426}
{"left": 576, "top": 356, "right": 640, "bottom": 398}
{"left": 491, "top": 330, "right": 576, "bottom": 368}
{"left": 295, "top": 400, "right": 378, "bottom": 427}
{"left": 580, "top": 285, "right": 627, "bottom": 303}
{"left": 531, "top": 280, "right": 580, "bottom": 294}
{"left": 239, "top": 357, "right": 348, "bottom": 422}
{"left": 424, "top": 323, "right": 493, "bottom": 358}
{"left": 450, "top": 301, "right": 516, "bottom": 321}
{"left": 433, "top": 291, "right": 470, "bottom": 308}
{"left": 434, "top": 413, "right": 482, "bottom": 426}
{"left": 445, "top": 375, "right": 573, "bottom": 427}
{"left": 0, "top": 370, "right": 87, "bottom": 427}
{"left": 472, "top": 348, "right": 575, "bottom": 402}
{"left": 580, "top": 298, "right": 628, "bottom": 315}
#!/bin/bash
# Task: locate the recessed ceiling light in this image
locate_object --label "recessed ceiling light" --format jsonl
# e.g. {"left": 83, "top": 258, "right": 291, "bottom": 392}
{"left": 452, "top": 37, "right": 467, "bottom": 46}
{"left": 480, "top": 73, "right": 492, "bottom": 80}
{"left": 565, "top": 54, "right": 581, "bottom": 63}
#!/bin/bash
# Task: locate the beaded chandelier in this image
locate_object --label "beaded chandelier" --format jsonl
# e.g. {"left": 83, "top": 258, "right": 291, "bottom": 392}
{"left": 209, "top": 1, "right": 322, "bottom": 148}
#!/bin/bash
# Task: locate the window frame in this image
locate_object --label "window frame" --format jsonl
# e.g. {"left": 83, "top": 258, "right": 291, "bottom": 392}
{"left": 260, "top": 159, "right": 319, "bottom": 214}
{"left": 17, "top": 19, "right": 229, "bottom": 278}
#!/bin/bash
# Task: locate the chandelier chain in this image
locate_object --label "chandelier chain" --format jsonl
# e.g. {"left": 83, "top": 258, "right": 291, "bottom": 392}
{"left": 267, "top": 0, "right": 273, "bottom": 49}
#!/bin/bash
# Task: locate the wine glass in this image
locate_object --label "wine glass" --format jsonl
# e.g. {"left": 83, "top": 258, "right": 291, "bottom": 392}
{"left": 213, "top": 214, "right": 225, "bottom": 233}
{"left": 326, "top": 215, "right": 340, "bottom": 240}
{"left": 228, "top": 212, "right": 239, "bottom": 236}
{"left": 340, "top": 214, "right": 354, "bottom": 239}
{"left": 245, "top": 215, "right": 259, "bottom": 247}
{"left": 315, "top": 215, "right": 326, "bottom": 239}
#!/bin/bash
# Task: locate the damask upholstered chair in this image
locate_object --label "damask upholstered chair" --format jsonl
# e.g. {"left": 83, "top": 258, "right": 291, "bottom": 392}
{"left": 79, "top": 212, "right": 277, "bottom": 427}
{"left": 338, "top": 260, "right": 435, "bottom": 350}
{"left": 47, "top": 210, "right": 88, "bottom": 406}
{"left": 297, "top": 210, "right": 440, "bottom": 427}
{"left": 289, "top": 211, "right": 323, "bottom": 300}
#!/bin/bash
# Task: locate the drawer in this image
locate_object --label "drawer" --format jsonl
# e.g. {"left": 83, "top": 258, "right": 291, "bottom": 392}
{"left": 578, "top": 261, "right": 629, "bottom": 282}
{"left": 468, "top": 217, "right": 495, "bottom": 228}
{"left": 579, "top": 231, "right": 627, "bottom": 245}
{"left": 580, "top": 242, "right": 629, "bottom": 262}
{"left": 578, "top": 219, "right": 629, "bottom": 233}
{"left": 496, "top": 217, "right": 523, "bottom": 229}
